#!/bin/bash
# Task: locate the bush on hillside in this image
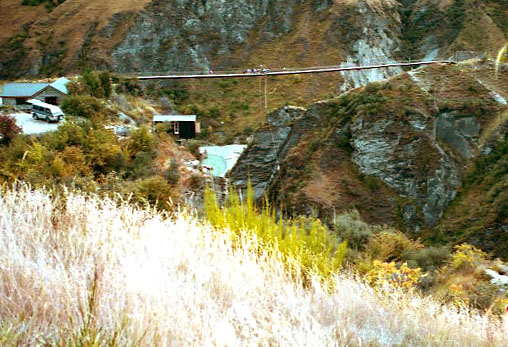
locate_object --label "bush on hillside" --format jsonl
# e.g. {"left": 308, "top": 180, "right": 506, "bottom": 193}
{"left": 163, "top": 159, "right": 180, "bottom": 185}
{"left": 128, "top": 126, "right": 155, "bottom": 155}
{"left": 67, "top": 70, "right": 113, "bottom": 99}
{"left": 333, "top": 210, "right": 378, "bottom": 250}
{"left": 185, "top": 139, "right": 202, "bottom": 160}
{"left": 402, "top": 246, "right": 451, "bottom": 271}
{"left": 21, "top": 0, "right": 66, "bottom": 11}
{"left": 0, "top": 118, "right": 129, "bottom": 186}
{"left": 117, "top": 79, "right": 144, "bottom": 97}
{"left": 449, "top": 244, "right": 488, "bottom": 271}
{"left": 365, "top": 230, "right": 424, "bottom": 263}
{"left": 99, "top": 71, "right": 112, "bottom": 99}
{"left": 366, "top": 260, "right": 424, "bottom": 292}
{"left": 61, "top": 96, "right": 106, "bottom": 119}
{"left": 133, "top": 175, "right": 175, "bottom": 211}
{"left": 0, "top": 114, "right": 21, "bottom": 144}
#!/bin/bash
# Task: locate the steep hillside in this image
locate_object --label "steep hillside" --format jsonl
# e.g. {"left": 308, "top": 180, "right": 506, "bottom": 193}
{"left": 0, "top": 0, "right": 506, "bottom": 79}
{"left": 230, "top": 60, "right": 508, "bottom": 257}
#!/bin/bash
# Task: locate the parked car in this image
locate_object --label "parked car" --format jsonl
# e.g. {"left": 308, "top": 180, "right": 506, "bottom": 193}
{"left": 27, "top": 99, "right": 64, "bottom": 123}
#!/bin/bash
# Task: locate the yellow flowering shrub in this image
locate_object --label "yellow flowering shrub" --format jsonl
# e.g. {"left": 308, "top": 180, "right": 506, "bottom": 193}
{"left": 449, "top": 244, "right": 487, "bottom": 271}
{"left": 366, "top": 260, "right": 423, "bottom": 291}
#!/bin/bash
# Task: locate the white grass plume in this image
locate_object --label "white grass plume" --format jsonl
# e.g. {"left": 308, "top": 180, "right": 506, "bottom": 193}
{"left": 0, "top": 185, "right": 506, "bottom": 346}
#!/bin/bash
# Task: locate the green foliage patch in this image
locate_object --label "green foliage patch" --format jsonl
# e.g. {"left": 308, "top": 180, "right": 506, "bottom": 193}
{"left": 21, "top": 0, "right": 66, "bottom": 11}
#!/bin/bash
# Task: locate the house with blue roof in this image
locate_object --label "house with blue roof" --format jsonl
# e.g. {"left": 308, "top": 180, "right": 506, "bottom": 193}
{"left": 0, "top": 77, "right": 70, "bottom": 109}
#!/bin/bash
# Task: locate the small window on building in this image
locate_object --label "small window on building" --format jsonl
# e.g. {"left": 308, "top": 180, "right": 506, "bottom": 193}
{"left": 16, "top": 98, "right": 27, "bottom": 106}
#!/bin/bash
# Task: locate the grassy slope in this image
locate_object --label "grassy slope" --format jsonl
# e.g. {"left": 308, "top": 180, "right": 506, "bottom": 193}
{"left": 0, "top": 0, "right": 43, "bottom": 43}
{"left": 0, "top": 185, "right": 506, "bottom": 346}
{"left": 0, "top": 0, "right": 152, "bottom": 77}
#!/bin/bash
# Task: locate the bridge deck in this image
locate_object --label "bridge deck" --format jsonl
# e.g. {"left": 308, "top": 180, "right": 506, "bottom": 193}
{"left": 137, "top": 60, "right": 455, "bottom": 80}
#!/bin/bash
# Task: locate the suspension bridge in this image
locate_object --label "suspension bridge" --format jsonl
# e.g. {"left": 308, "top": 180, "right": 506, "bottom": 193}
{"left": 136, "top": 60, "right": 456, "bottom": 80}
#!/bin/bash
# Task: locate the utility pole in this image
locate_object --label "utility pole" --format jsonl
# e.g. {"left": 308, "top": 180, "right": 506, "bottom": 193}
{"left": 264, "top": 74, "right": 268, "bottom": 115}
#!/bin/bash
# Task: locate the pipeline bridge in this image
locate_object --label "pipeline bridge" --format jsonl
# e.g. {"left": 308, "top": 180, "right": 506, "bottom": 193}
{"left": 136, "top": 60, "right": 456, "bottom": 80}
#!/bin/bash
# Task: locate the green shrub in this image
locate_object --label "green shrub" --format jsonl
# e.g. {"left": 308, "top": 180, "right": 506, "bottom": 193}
{"left": 134, "top": 176, "right": 174, "bottom": 211}
{"left": 7, "top": 31, "right": 28, "bottom": 50}
{"left": 163, "top": 159, "right": 180, "bottom": 185}
{"left": 118, "top": 79, "right": 144, "bottom": 97}
{"left": 21, "top": 0, "right": 66, "bottom": 11}
{"left": 188, "top": 173, "right": 204, "bottom": 190}
{"left": 128, "top": 126, "right": 155, "bottom": 155}
{"left": 333, "top": 210, "right": 377, "bottom": 250}
{"left": 61, "top": 96, "right": 106, "bottom": 119}
{"left": 185, "top": 140, "right": 202, "bottom": 160}
{"left": 130, "top": 151, "right": 155, "bottom": 179}
{"left": 402, "top": 246, "right": 451, "bottom": 271}
{"left": 365, "top": 230, "right": 423, "bottom": 263}
{"left": 81, "top": 70, "right": 104, "bottom": 98}
{"left": 98, "top": 71, "right": 112, "bottom": 99}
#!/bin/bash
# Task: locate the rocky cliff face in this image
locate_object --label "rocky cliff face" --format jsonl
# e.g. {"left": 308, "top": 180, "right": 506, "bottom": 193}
{"left": 111, "top": 0, "right": 310, "bottom": 73}
{"left": 1, "top": 0, "right": 506, "bottom": 80}
{"left": 110, "top": 0, "right": 407, "bottom": 85}
{"left": 339, "top": 0, "right": 403, "bottom": 90}
{"left": 229, "top": 106, "right": 306, "bottom": 200}
{"left": 230, "top": 61, "right": 508, "bottom": 242}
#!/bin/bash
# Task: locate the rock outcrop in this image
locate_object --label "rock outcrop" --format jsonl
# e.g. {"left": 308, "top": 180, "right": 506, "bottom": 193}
{"left": 111, "top": 0, "right": 327, "bottom": 73}
{"left": 230, "top": 62, "right": 507, "bottom": 233}
{"left": 229, "top": 106, "right": 306, "bottom": 200}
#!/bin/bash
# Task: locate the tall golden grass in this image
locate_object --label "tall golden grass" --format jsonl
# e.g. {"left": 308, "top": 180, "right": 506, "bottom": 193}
{"left": 0, "top": 185, "right": 506, "bottom": 346}
{"left": 203, "top": 186, "right": 346, "bottom": 285}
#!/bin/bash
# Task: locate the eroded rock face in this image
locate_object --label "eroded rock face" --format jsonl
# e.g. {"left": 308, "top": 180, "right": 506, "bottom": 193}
{"left": 350, "top": 110, "right": 463, "bottom": 227}
{"left": 112, "top": 0, "right": 330, "bottom": 72}
{"left": 111, "top": 0, "right": 411, "bottom": 83}
{"left": 435, "top": 113, "right": 480, "bottom": 159}
{"left": 340, "top": 0, "right": 403, "bottom": 90}
{"left": 229, "top": 106, "right": 306, "bottom": 200}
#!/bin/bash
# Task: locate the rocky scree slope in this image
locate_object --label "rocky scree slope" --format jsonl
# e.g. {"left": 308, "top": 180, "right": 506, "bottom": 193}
{"left": 230, "top": 60, "right": 508, "bottom": 258}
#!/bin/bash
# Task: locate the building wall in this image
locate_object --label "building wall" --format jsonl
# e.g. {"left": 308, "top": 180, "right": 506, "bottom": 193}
{"left": 34, "top": 87, "right": 67, "bottom": 105}
{"left": 2, "top": 98, "right": 16, "bottom": 106}
{"left": 0, "top": 97, "right": 32, "bottom": 109}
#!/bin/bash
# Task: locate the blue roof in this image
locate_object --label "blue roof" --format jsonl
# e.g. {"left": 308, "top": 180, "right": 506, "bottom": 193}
{"left": 50, "top": 77, "right": 70, "bottom": 94}
{"left": 1, "top": 77, "right": 70, "bottom": 97}
{"left": 1, "top": 82, "right": 48, "bottom": 97}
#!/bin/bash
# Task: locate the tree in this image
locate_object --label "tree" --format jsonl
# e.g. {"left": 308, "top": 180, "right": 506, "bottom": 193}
{"left": 99, "top": 71, "right": 112, "bottom": 99}
{"left": 61, "top": 96, "right": 106, "bottom": 119}
{"left": 84, "top": 70, "right": 105, "bottom": 98}
{"left": 0, "top": 114, "right": 21, "bottom": 144}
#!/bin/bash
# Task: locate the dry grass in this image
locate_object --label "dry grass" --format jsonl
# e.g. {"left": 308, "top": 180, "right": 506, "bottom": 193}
{"left": 0, "top": 185, "right": 506, "bottom": 346}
